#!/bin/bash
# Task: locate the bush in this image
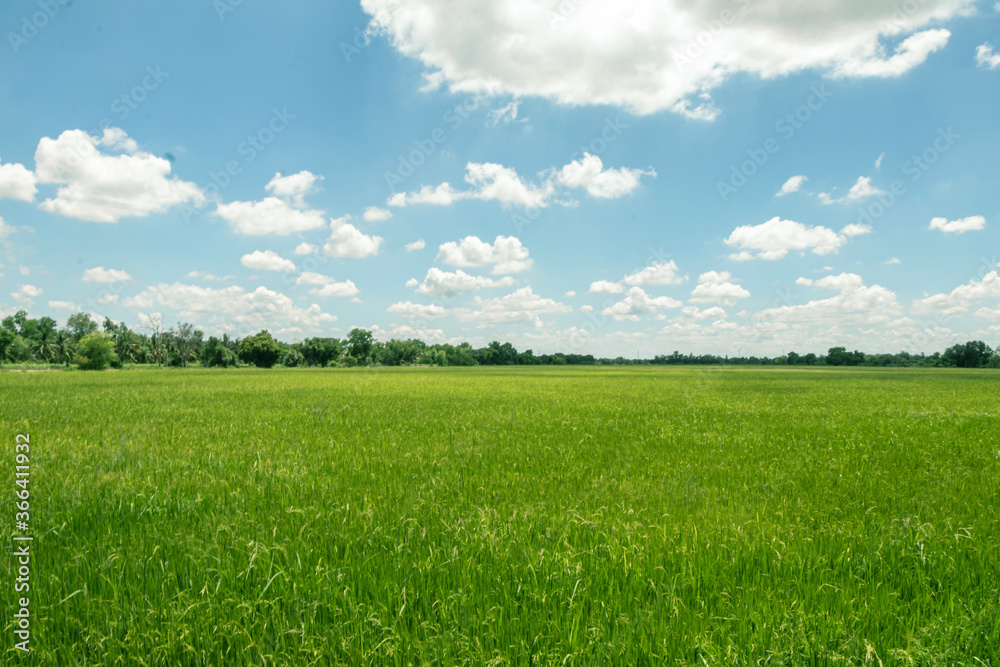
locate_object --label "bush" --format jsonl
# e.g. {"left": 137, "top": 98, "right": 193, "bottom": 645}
{"left": 75, "top": 333, "right": 118, "bottom": 371}
{"left": 238, "top": 330, "right": 282, "bottom": 369}
{"left": 201, "top": 337, "right": 239, "bottom": 368}
{"left": 282, "top": 349, "right": 305, "bottom": 368}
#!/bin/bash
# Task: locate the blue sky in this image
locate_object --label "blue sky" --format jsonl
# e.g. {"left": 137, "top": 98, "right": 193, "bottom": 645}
{"left": 1, "top": 0, "right": 998, "bottom": 356}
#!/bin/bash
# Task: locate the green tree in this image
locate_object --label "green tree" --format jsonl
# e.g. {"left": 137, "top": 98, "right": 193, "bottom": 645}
{"left": 75, "top": 333, "right": 118, "bottom": 370}
{"left": 238, "top": 330, "right": 282, "bottom": 368}
{"left": 66, "top": 312, "right": 99, "bottom": 341}
{"left": 201, "top": 336, "right": 239, "bottom": 368}
{"left": 346, "top": 328, "right": 373, "bottom": 363}
{"left": 0, "top": 329, "right": 14, "bottom": 364}
{"left": 942, "top": 340, "right": 993, "bottom": 368}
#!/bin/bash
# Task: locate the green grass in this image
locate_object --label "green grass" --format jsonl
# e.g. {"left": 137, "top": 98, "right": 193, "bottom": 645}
{"left": 2, "top": 367, "right": 999, "bottom": 665}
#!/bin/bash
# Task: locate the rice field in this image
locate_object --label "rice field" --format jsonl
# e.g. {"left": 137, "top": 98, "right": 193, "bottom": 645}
{"left": 2, "top": 366, "right": 999, "bottom": 665}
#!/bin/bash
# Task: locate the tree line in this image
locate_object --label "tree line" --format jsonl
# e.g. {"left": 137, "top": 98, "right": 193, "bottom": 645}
{"left": 1, "top": 310, "right": 997, "bottom": 370}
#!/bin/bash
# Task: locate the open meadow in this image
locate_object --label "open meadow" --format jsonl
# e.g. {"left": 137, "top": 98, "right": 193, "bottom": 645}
{"left": 2, "top": 366, "right": 999, "bottom": 665}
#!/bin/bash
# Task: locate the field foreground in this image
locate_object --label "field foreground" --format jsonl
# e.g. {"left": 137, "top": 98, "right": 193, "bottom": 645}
{"left": 2, "top": 367, "right": 999, "bottom": 665}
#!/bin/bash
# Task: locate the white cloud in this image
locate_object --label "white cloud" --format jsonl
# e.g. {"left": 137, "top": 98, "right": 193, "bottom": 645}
{"left": 405, "top": 239, "right": 426, "bottom": 252}
{"left": 389, "top": 157, "right": 653, "bottom": 208}
{"left": 387, "top": 301, "right": 449, "bottom": 319}
{"left": 623, "top": 260, "right": 685, "bottom": 286}
{"left": 437, "top": 235, "right": 532, "bottom": 274}
{"left": 875, "top": 153, "right": 885, "bottom": 169}
{"left": 361, "top": 0, "right": 966, "bottom": 118}
{"left": 681, "top": 305, "right": 727, "bottom": 321}
{"left": 48, "top": 300, "right": 80, "bottom": 311}
{"left": 840, "top": 223, "right": 873, "bottom": 237}
{"left": 216, "top": 199, "right": 325, "bottom": 236}
{"left": 11, "top": 284, "right": 42, "bottom": 304}
{"left": 689, "top": 271, "right": 750, "bottom": 306}
{"left": 912, "top": 271, "right": 1000, "bottom": 316}
{"left": 454, "top": 286, "right": 571, "bottom": 328}
{"left": 265, "top": 171, "right": 322, "bottom": 207}
{"left": 776, "top": 175, "right": 808, "bottom": 197}
{"left": 412, "top": 267, "right": 517, "bottom": 298}
{"left": 83, "top": 266, "right": 133, "bottom": 283}
{"left": 124, "top": 283, "right": 336, "bottom": 331}
{"left": 602, "top": 287, "right": 683, "bottom": 321}
{"left": 724, "top": 217, "right": 846, "bottom": 260}
{"left": 309, "top": 281, "right": 360, "bottom": 298}
{"left": 589, "top": 280, "right": 625, "bottom": 294}
{"left": 819, "top": 176, "right": 886, "bottom": 205}
{"left": 564, "top": 290, "right": 576, "bottom": 298}
{"left": 323, "top": 216, "right": 383, "bottom": 258}
{"left": 240, "top": 250, "right": 296, "bottom": 272}
{"left": 294, "top": 272, "right": 359, "bottom": 297}
{"left": 580, "top": 305, "right": 594, "bottom": 313}
{"left": 98, "top": 294, "right": 119, "bottom": 305}
{"left": 976, "top": 43, "right": 1000, "bottom": 69}
{"left": 554, "top": 153, "right": 655, "bottom": 199}
{"left": 215, "top": 171, "right": 326, "bottom": 236}
{"left": 884, "top": 257, "right": 902, "bottom": 265}
{"left": 928, "top": 215, "right": 986, "bottom": 234}
{"left": 33, "top": 128, "right": 204, "bottom": 222}
{"left": 0, "top": 158, "right": 37, "bottom": 202}
{"left": 758, "top": 274, "right": 901, "bottom": 325}
{"left": 294, "top": 242, "right": 318, "bottom": 255}
{"left": 363, "top": 206, "right": 393, "bottom": 222}
{"left": 185, "top": 270, "right": 233, "bottom": 282}
{"left": 486, "top": 100, "right": 521, "bottom": 127}
{"left": 833, "top": 29, "right": 951, "bottom": 78}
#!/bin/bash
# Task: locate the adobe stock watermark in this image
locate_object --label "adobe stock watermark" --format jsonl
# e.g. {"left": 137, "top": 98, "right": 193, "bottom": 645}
{"left": 179, "top": 106, "right": 296, "bottom": 223}
{"left": 852, "top": 126, "right": 959, "bottom": 229}
{"left": 566, "top": 245, "right": 676, "bottom": 351}
{"left": 7, "top": 0, "right": 70, "bottom": 54}
{"left": 340, "top": 0, "right": 400, "bottom": 63}
{"left": 717, "top": 83, "right": 834, "bottom": 202}
{"left": 511, "top": 116, "right": 631, "bottom": 235}
{"left": 383, "top": 82, "right": 501, "bottom": 192}
{"left": 672, "top": 0, "right": 752, "bottom": 70}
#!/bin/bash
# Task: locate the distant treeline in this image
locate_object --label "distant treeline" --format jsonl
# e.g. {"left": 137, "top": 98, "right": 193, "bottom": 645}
{"left": 2, "top": 310, "right": 998, "bottom": 370}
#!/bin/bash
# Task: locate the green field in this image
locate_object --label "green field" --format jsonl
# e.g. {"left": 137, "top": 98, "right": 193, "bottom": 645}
{"left": 2, "top": 367, "right": 999, "bottom": 665}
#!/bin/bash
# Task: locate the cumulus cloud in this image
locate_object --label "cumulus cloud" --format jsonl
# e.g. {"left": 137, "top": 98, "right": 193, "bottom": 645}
{"left": 361, "top": 0, "right": 966, "bottom": 118}
{"left": 976, "top": 43, "right": 1000, "bottom": 69}
{"left": 11, "top": 284, "right": 42, "bottom": 304}
{"left": 554, "top": 154, "right": 655, "bottom": 199}
{"left": 0, "top": 157, "right": 37, "bottom": 202}
{"left": 589, "top": 280, "right": 625, "bottom": 294}
{"left": 405, "top": 239, "right": 426, "bottom": 252}
{"left": 818, "top": 176, "right": 886, "bottom": 205}
{"left": 776, "top": 175, "right": 808, "bottom": 197}
{"left": 294, "top": 242, "right": 318, "bottom": 255}
{"left": 240, "top": 250, "right": 296, "bottom": 272}
{"left": 841, "top": 223, "right": 874, "bottom": 237}
{"left": 454, "top": 286, "right": 571, "bottom": 328}
{"left": 623, "top": 260, "right": 685, "bottom": 286}
{"left": 265, "top": 171, "right": 322, "bottom": 206}
{"left": 363, "top": 206, "right": 393, "bottom": 222}
{"left": 759, "top": 273, "right": 901, "bottom": 325}
{"left": 928, "top": 215, "right": 986, "bottom": 234}
{"left": 689, "top": 271, "right": 750, "bottom": 305}
{"left": 323, "top": 216, "right": 383, "bottom": 258}
{"left": 294, "top": 271, "right": 359, "bottom": 297}
{"left": 411, "top": 267, "right": 517, "bottom": 298}
{"left": 680, "top": 305, "right": 727, "bottom": 321}
{"left": 602, "top": 287, "right": 683, "bottom": 321}
{"left": 33, "top": 128, "right": 204, "bottom": 222}
{"left": 437, "top": 235, "right": 532, "bottom": 274}
{"left": 124, "top": 282, "right": 336, "bottom": 331}
{"left": 83, "top": 266, "right": 133, "bottom": 283}
{"left": 387, "top": 301, "right": 449, "bottom": 319}
{"left": 725, "top": 217, "right": 848, "bottom": 260}
{"left": 388, "top": 156, "right": 653, "bottom": 208}
{"left": 912, "top": 271, "right": 1000, "bottom": 316}
{"left": 215, "top": 171, "right": 326, "bottom": 236}
{"left": 310, "top": 281, "right": 360, "bottom": 298}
